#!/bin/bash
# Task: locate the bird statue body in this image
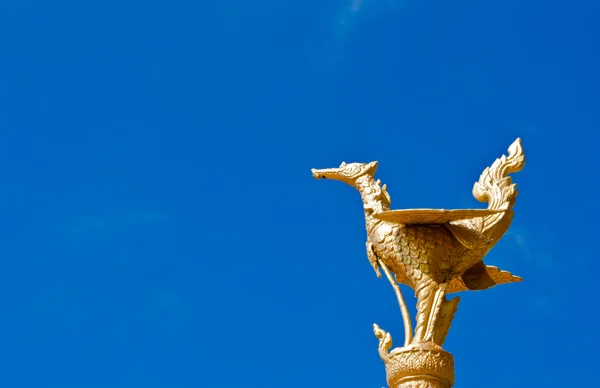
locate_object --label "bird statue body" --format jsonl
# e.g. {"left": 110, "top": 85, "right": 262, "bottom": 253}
{"left": 312, "top": 138, "right": 525, "bottom": 348}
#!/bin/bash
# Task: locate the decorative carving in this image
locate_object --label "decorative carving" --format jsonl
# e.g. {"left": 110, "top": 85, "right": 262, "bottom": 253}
{"left": 311, "top": 139, "right": 525, "bottom": 387}
{"left": 373, "top": 324, "right": 393, "bottom": 363}
{"left": 385, "top": 347, "right": 455, "bottom": 388}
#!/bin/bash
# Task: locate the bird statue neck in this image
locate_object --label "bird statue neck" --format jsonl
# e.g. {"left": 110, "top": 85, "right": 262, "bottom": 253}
{"left": 354, "top": 175, "right": 391, "bottom": 234}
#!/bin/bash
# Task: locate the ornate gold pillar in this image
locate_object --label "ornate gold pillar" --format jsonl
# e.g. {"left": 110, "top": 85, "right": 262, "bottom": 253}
{"left": 376, "top": 333, "right": 454, "bottom": 388}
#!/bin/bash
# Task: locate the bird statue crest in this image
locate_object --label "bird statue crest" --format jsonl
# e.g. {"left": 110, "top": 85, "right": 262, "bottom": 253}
{"left": 311, "top": 138, "right": 525, "bottom": 388}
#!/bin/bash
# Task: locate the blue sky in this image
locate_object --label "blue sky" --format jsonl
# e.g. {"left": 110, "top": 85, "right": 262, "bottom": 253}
{"left": 0, "top": 0, "right": 599, "bottom": 386}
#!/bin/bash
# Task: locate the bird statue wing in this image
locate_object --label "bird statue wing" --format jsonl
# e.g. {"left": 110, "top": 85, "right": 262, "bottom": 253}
{"left": 446, "top": 263, "right": 522, "bottom": 294}
{"left": 372, "top": 208, "right": 507, "bottom": 225}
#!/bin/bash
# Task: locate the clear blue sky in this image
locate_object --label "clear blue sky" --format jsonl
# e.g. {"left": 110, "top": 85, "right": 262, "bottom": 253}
{"left": 1, "top": 0, "right": 599, "bottom": 386}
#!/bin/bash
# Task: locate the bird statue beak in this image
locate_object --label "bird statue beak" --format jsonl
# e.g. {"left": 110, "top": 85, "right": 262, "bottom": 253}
{"left": 311, "top": 167, "right": 334, "bottom": 180}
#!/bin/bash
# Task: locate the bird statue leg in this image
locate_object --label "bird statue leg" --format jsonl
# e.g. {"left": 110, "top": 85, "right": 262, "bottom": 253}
{"left": 432, "top": 295, "right": 460, "bottom": 346}
{"left": 413, "top": 278, "right": 438, "bottom": 344}
{"left": 378, "top": 260, "right": 413, "bottom": 347}
{"left": 424, "top": 282, "right": 449, "bottom": 343}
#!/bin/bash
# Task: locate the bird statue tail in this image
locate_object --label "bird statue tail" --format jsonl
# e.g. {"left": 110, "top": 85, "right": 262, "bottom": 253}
{"left": 472, "top": 138, "right": 525, "bottom": 239}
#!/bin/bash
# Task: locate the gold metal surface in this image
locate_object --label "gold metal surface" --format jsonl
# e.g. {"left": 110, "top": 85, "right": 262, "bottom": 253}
{"left": 312, "top": 138, "right": 525, "bottom": 388}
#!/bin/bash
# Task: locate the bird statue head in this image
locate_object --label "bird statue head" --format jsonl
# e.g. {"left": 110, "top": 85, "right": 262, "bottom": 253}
{"left": 311, "top": 161, "right": 379, "bottom": 186}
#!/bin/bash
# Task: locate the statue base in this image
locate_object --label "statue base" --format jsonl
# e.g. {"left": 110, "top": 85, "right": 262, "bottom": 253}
{"left": 385, "top": 345, "right": 454, "bottom": 388}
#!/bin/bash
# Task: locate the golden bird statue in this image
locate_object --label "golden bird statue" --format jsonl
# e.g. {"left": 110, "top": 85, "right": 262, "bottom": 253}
{"left": 312, "top": 138, "right": 525, "bottom": 388}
